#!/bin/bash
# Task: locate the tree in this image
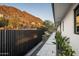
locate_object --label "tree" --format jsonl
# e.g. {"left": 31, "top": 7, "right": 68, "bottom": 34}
{"left": 44, "top": 20, "right": 56, "bottom": 34}
{"left": 42, "top": 20, "right": 56, "bottom": 40}
{"left": 0, "top": 17, "right": 8, "bottom": 27}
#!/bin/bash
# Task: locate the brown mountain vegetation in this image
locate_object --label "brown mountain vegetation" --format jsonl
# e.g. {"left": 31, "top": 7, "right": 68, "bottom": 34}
{"left": 0, "top": 5, "right": 44, "bottom": 30}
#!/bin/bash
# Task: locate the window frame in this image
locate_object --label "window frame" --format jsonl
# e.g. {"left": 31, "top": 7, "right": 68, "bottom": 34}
{"left": 74, "top": 4, "right": 79, "bottom": 34}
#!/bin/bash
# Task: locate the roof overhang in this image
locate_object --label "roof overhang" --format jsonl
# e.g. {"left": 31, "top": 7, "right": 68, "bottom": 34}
{"left": 52, "top": 3, "right": 74, "bottom": 26}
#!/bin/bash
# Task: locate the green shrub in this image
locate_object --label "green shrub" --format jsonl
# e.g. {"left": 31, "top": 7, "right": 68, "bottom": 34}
{"left": 0, "top": 20, "right": 8, "bottom": 27}
{"left": 42, "top": 20, "right": 56, "bottom": 40}
{"left": 53, "top": 31, "right": 75, "bottom": 56}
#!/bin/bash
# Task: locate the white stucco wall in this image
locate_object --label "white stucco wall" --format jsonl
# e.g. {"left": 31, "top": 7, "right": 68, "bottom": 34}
{"left": 57, "top": 4, "right": 79, "bottom": 56}
{"left": 57, "top": 25, "right": 60, "bottom": 31}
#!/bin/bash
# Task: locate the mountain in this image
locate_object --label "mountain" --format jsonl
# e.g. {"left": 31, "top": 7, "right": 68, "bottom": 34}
{"left": 0, "top": 5, "right": 44, "bottom": 29}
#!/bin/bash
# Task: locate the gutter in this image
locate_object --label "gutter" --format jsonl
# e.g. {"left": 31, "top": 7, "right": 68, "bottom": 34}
{"left": 51, "top": 3, "right": 56, "bottom": 26}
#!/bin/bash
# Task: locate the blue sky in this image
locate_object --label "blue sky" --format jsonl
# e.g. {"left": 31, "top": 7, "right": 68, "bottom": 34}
{"left": 0, "top": 3, "right": 54, "bottom": 22}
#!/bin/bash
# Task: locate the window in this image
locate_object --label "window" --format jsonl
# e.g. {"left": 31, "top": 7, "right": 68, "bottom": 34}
{"left": 63, "top": 21, "right": 64, "bottom": 31}
{"left": 74, "top": 5, "right": 79, "bottom": 34}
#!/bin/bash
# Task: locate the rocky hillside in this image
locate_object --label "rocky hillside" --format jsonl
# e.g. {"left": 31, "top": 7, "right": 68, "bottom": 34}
{"left": 0, "top": 5, "right": 44, "bottom": 30}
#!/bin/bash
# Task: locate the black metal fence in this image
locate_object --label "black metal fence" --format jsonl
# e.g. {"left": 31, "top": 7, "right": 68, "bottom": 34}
{"left": 0, "top": 30, "right": 44, "bottom": 56}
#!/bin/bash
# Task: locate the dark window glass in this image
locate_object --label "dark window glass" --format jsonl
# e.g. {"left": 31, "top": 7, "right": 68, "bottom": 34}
{"left": 77, "top": 26, "right": 79, "bottom": 32}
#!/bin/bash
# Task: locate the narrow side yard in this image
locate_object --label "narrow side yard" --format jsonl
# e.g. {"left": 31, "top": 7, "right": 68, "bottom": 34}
{"left": 37, "top": 32, "right": 56, "bottom": 56}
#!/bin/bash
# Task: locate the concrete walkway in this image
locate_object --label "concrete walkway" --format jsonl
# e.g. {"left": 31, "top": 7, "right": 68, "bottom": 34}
{"left": 37, "top": 32, "right": 56, "bottom": 56}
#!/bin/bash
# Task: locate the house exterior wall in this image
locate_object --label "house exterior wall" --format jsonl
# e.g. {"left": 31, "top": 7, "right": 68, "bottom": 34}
{"left": 57, "top": 4, "right": 79, "bottom": 55}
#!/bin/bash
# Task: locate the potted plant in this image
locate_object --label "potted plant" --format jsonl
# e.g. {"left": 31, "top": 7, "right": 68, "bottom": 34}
{"left": 53, "top": 31, "right": 75, "bottom": 56}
